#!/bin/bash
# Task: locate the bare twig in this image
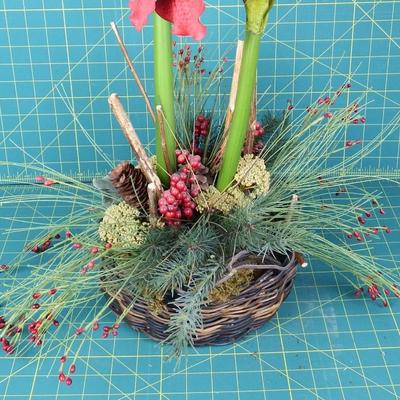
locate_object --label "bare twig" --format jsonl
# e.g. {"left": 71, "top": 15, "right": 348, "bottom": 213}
{"left": 147, "top": 183, "right": 159, "bottom": 226}
{"left": 156, "top": 105, "right": 173, "bottom": 176}
{"left": 211, "top": 40, "right": 244, "bottom": 172}
{"left": 108, "top": 93, "right": 162, "bottom": 197}
{"left": 110, "top": 22, "right": 156, "bottom": 123}
{"left": 244, "top": 84, "right": 257, "bottom": 154}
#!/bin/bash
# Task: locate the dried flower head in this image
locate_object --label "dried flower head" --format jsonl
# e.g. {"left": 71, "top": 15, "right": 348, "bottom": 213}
{"left": 98, "top": 202, "right": 149, "bottom": 247}
{"left": 235, "top": 154, "right": 271, "bottom": 197}
{"left": 195, "top": 185, "right": 249, "bottom": 215}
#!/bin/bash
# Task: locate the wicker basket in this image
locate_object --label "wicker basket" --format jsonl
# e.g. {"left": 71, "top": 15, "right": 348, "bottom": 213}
{"left": 107, "top": 251, "right": 297, "bottom": 346}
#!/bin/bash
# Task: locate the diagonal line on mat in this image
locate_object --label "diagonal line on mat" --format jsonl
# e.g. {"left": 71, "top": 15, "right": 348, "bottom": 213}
{"left": 353, "top": 0, "right": 400, "bottom": 51}
{"left": 0, "top": 10, "right": 130, "bottom": 149}
{"left": 115, "top": 289, "right": 358, "bottom": 400}
{"left": 213, "top": 0, "right": 400, "bottom": 108}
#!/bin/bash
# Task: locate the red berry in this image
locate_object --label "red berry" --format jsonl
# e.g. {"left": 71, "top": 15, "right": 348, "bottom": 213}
{"left": 65, "top": 377, "right": 72, "bottom": 386}
{"left": 159, "top": 206, "right": 168, "bottom": 214}
{"left": 166, "top": 195, "right": 176, "bottom": 205}
{"left": 53, "top": 320, "right": 60, "bottom": 327}
{"left": 90, "top": 247, "right": 99, "bottom": 254}
{"left": 354, "top": 288, "right": 363, "bottom": 297}
{"left": 32, "top": 292, "right": 41, "bottom": 299}
{"left": 93, "top": 321, "right": 99, "bottom": 331}
{"left": 69, "top": 364, "right": 76, "bottom": 374}
{"left": 75, "top": 327, "right": 84, "bottom": 335}
{"left": 183, "top": 208, "right": 193, "bottom": 218}
{"left": 158, "top": 198, "right": 167, "bottom": 207}
{"left": 87, "top": 260, "right": 95, "bottom": 269}
{"left": 59, "top": 372, "right": 66, "bottom": 382}
{"left": 60, "top": 355, "right": 67, "bottom": 363}
{"left": 49, "top": 288, "right": 57, "bottom": 295}
{"left": 176, "top": 181, "right": 187, "bottom": 192}
{"left": 379, "top": 208, "right": 385, "bottom": 215}
{"left": 104, "top": 242, "right": 112, "bottom": 249}
{"left": 65, "top": 231, "right": 73, "bottom": 238}
{"left": 32, "top": 303, "right": 40, "bottom": 310}
{"left": 177, "top": 154, "right": 186, "bottom": 164}
{"left": 44, "top": 179, "right": 56, "bottom": 186}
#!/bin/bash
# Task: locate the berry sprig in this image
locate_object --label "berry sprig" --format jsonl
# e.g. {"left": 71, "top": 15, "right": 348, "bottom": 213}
{"left": 158, "top": 150, "right": 205, "bottom": 226}
{"left": 251, "top": 121, "right": 266, "bottom": 155}
{"left": 192, "top": 114, "right": 210, "bottom": 156}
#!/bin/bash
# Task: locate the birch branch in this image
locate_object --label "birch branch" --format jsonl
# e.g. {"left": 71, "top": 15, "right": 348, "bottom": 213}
{"left": 108, "top": 93, "right": 162, "bottom": 197}
{"left": 110, "top": 22, "right": 156, "bottom": 123}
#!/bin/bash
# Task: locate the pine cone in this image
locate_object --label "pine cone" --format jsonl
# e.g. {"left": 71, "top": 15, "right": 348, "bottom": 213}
{"left": 108, "top": 161, "right": 149, "bottom": 209}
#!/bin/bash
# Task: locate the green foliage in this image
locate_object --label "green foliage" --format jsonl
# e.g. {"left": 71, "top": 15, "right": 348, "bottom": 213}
{"left": 165, "top": 257, "right": 225, "bottom": 355}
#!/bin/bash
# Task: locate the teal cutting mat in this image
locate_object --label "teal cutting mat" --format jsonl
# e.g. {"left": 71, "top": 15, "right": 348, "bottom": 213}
{"left": 1, "top": 0, "right": 400, "bottom": 399}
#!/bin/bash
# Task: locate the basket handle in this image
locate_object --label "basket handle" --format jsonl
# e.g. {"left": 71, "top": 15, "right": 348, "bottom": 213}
{"left": 216, "top": 251, "right": 296, "bottom": 286}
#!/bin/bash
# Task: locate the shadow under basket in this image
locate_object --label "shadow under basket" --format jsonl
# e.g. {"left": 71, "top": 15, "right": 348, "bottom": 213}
{"left": 107, "top": 251, "right": 297, "bottom": 346}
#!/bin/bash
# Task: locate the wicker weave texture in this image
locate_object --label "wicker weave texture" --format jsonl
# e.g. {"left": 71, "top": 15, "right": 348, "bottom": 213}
{"left": 108, "top": 251, "right": 297, "bottom": 346}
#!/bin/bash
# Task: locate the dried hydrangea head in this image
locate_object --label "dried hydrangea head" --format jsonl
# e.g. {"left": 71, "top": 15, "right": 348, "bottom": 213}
{"left": 235, "top": 154, "right": 270, "bottom": 197}
{"left": 195, "top": 185, "right": 250, "bottom": 215}
{"left": 98, "top": 202, "right": 149, "bottom": 247}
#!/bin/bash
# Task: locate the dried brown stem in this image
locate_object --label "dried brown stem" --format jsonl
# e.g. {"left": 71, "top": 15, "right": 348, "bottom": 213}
{"left": 108, "top": 93, "right": 162, "bottom": 197}
{"left": 243, "top": 84, "right": 257, "bottom": 154}
{"left": 211, "top": 40, "right": 244, "bottom": 173}
{"left": 156, "top": 105, "right": 173, "bottom": 176}
{"left": 147, "top": 183, "right": 159, "bottom": 226}
{"left": 110, "top": 22, "right": 156, "bottom": 123}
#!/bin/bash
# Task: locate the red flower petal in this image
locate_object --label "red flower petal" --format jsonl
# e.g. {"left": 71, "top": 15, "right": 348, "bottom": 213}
{"left": 128, "top": 0, "right": 156, "bottom": 31}
{"left": 156, "top": 0, "right": 206, "bottom": 40}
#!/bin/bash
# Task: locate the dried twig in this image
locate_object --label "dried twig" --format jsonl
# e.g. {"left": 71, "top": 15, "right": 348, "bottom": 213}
{"left": 156, "top": 105, "right": 173, "bottom": 176}
{"left": 110, "top": 22, "right": 156, "bottom": 123}
{"left": 147, "top": 183, "right": 159, "bottom": 226}
{"left": 108, "top": 93, "right": 162, "bottom": 197}
{"left": 244, "top": 84, "right": 257, "bottom": 154}
{"left": 211, "top": 40, "right": 244, "bottom": 172}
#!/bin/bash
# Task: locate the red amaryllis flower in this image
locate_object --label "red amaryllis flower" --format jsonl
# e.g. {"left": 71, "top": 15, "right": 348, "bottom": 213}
{"left": 128, "top": 0, "right": 207, "bottom": 40}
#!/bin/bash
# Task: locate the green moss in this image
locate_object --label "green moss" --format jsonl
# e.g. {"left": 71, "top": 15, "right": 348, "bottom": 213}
{"left": 208, "top": 268, "right": 255, "bottom": 303}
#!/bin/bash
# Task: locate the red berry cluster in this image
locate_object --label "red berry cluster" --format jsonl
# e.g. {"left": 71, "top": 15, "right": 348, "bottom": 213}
{"left": 252, "top": 121, "right": 266, "bottom": 155}
{"left": 192, "top": 114, "right": 210, "bottom": 156}
{"left": 354, "top": 282, "right": 400, "bottom": 307}
{"left": 0, "top": 316, "right": 15, "bottom": 353}
{"left": 30, "top": 234, "right": 61, "bottom": 254}
{"left": 1, "top": 336, "right": 13, "bottom": 354}
{"left": 345, "top": 199, "right": 390, "bottom": 242}
{"left": 59, "top": 356, "right": 74, "bottom": 386}
{"left": 158, "top": 150, "right": 204, "bottom": 226}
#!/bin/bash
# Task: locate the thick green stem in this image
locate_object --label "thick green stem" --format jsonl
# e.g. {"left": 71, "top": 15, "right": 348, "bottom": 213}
{"left": 216, "top": 31, "right": 261, "bottom": 191}
{"left": 154, "top": 14, "right": 176, "bottom": 185}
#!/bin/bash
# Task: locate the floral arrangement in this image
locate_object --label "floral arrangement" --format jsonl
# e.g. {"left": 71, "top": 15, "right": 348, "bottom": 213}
{"left": 0, "top": 0, "right": 399, "bottom": 387}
